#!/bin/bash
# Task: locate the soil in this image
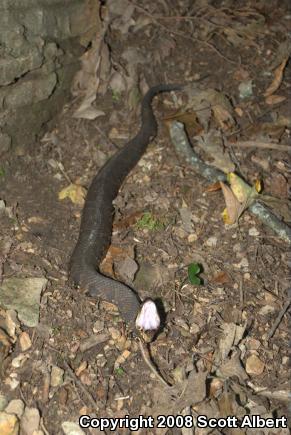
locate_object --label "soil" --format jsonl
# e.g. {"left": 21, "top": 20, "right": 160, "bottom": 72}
{"left": 0, "top": 1, "right": 290, "bottom": 434}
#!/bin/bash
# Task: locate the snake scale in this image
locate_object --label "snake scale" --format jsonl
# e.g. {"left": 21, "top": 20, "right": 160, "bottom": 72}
{"left": 69, "top": 84, "right": 182, "bottom": 326}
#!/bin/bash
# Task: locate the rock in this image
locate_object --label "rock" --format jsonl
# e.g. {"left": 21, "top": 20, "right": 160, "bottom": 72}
{"left": 245, "top": 354, "right": 265, "bottom": 376}
{"left": 0, "top": 393, "right": 8, "bottom": 412}
{"left": 5, "top": 399, "right": 25, "bottom": 419}
{"left": 4, "top": 310, "right": 19, "bottom": 341}
{"left": 0, "top": 277, "right": 47, "bottom": 327}
{"left": 20, "top": 407, "right": 40, "bottom": 435}
{"left": 0, "top": 133, "right": 11, "bottom": 155}
{"left": 11, "top": 353, "right": 29, "bottom": 368}
{"left": 79, "top": 334, "right": 109, "bottom": 353}
{"left": 179, "top": 207, "right": 193, "bottom": 233}
{"left": 259, "top": 305, "right": 276, "bottom": 315}
{"left": 4, "top": 376, "right": 19, "bottom": 390}
{"left": 92, "top": 320, "right": 104, "bottom": 334}
{"left": 134, "top": 263, "right": 170, "bottom": 293}
{"left": 0, "top": 328, "right": 12, "bottom": 367}
{"left": 0, "top": 412, "right": 19, "bottom": 435}
{"left": 109, "top": 71, "right": 126, "bottom": 93}
{"left": 114, "top": 257, "right": 138, "bottom": 282}
{"left": 19, "top": 332, "right": 32, "bottom": 352}
{"left": 62, "top": 421, "right": 86, "bottom": 435}
{"left": 50, "top": 366, "right": 64, "bottom": 388}
{"left": 205, "top": 236, "right": 217, "bottom": 247}
{"left": 248, "top": 227, "right": 259, "bottom": 237}
{"left": 238, "top": 80, "right": 253, "bottom": 99}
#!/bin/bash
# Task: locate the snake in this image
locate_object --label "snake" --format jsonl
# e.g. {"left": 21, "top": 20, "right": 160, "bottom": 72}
{"left": 69, "top": 84, "right": 182, "bottom": 327}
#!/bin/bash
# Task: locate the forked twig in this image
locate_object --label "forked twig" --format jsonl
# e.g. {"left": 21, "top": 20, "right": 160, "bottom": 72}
{"left": 138, "top": 338, "right": 171, "bottom": 388}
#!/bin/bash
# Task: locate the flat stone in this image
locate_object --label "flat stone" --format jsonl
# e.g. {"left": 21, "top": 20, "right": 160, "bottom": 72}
{"left": 0, "top": 277, "right": 47, "bottom": 327}
{"left": 5, "top": 72, "right": 57, "bottom": 109}
{"left": 0, "top": 393, "right": 8, "bottom": 412}
{"left": 50, "top": 366, "right": 64, "bottom": 387}
{"left": 20, "top": 407, "right": 40, "bottom": 435}
{"left": 62, "top": 421, "right": 85, "bottom": 435}
{"left": 5, "top": 399, "right": 25, "bottom": 419}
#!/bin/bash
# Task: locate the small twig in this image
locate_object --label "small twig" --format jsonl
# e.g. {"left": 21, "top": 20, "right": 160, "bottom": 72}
{"left": 56, "top": 162, "right": 72, "bottom": 184}
{"left": 138, "top": 339, "right": 171, "bottom": 388}
{"left": 95, "top": 124, "right": 120, "bottom": 150}
{"left": 226, "top": 140, "right": 291, "bottom": 152}
{"left": 267, "top": 298, "right": 291, "bottom": 340}
{"left": 63, "top": 360, "right": 99, "bottom": 412}
{"left": 40, "top": 419, "right": 50, "bottom": 435}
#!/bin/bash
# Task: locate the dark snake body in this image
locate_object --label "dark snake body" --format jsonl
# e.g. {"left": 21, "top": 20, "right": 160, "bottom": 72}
{"left": 69, "top": 84, "right": 182, "bottom": 326}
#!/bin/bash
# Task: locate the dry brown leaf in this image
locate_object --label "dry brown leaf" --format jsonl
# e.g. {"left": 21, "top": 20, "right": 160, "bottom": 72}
{"left": 217, "top": 352, "right": 248, "bottom": 382}
{"left": 113, "top": 211, "right": 143, "bottom": 230}
{"left": 205, "top": 181, "right": 221, "bottom": 192}
{"left": 164, "top": 111, "right": 203, "bottom": 134}
{"left": 72, "top": 19, "right": 110, "bottom": 119}
{"left": 265, "top": 94, "right": 286, "bottom": 105}
{"left": 151, "top": 369, "right": 207, "bottom": 418}
{"left": 198, "top": 130, "right": 235, "bottom": 173}
{"left": 264, "top": 57, "right": 288, "bottom": 97}
{"left": 211, "top": 271, "right": 231, "bottom": 285}
{"left": 234, "top": 106, "right": 244, "bottom": 117}
{"left": 101, "top": 245, "right": 133, "bottom": 276}
{"left": 212, "top": 104, "right": 235, "bottom": 131}
{"left": 58, "top": 183, "right": 86, "bottom": 205}
{"left": 220, "top": 182, "right": 244, "bottom": 224}
{"left": 269, "top": 173, "right": 288, "bottom": 198}
{"left": 114, "top": 349, "right": 131, "bottom": 368}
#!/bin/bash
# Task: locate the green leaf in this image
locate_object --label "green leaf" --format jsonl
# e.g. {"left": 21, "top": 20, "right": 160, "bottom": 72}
{"left": 188, "top": 263, "right": 202, "bottom": 285}
{"left": 135, "top": 212, "right": 165, "bottom": 231}
{"left": 115, "top": 367, "right": 124, "bottom": 376}
{"left": 189, "top": 275, "right": 201, "bottom": 285}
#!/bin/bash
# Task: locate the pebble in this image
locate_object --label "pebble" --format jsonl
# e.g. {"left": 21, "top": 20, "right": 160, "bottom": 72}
{"left": 259, "top": 305, "right": 276, "bottom": 315}
{"left": 245, "top": 354, "right": 265, "bottom": 376}
{"left": 0, "top": 411, "right": 19, "bottom": 435}
{"left": 11, "top": 354, "right": 29, "bottom": 368}
{"left": 19, "top": 332, "right": 32, "bottom": 352}
{"left": 93, "top": 320, "right": 104, "bottom": 334}
{"left": 50, "top": 366, "right": 64, "bottom": 387}
{"left": 282, "top": 356, "right": 289, "bottom": 365}
{"left": 205, "top": 236, "right": 217, "bottom": 247}
{"left": 20, "top": 407, "right": 40, "bottom": 435}
{"left": 62, "top": 421, "right": 86, "bottom": 435}
{"left": 234, "top": 258, "right": 249, "bottom": 269}
{"left": 188, "top": 233, "right": 198, "bottom": 242}
{"left": 248, "top": 227, "right": 260, "bottom": 236}
{"left": 5, "top": 399, "right": 25, "bottom": 418}
{"left": 4, "top": 377, "right": 19, "bottom": 390}
{"left": 0, "top": 393, "right": 8, "bottom": 412}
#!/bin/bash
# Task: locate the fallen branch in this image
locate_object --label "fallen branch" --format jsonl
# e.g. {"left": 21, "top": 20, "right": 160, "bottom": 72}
{"left": 169, "top": 121, "right": 291, "bottom": 244}
{"left": 138, "top": 339, "right": 171, "bottom": 388}
{"left": 226, "top": 140, "right": 291, "bottom": 152}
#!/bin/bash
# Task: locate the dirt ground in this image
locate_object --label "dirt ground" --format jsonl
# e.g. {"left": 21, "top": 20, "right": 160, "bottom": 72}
{"left": 0, "top": 1, "right": 290, "bottom": 434}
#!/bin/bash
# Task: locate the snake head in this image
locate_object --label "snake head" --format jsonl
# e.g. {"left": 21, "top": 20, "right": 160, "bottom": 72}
{"left": 135, "top": 299, "right": 161, "bottom": 342}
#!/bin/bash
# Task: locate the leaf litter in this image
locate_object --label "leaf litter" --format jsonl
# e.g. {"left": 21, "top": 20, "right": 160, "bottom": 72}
{"left": 0, "top": 0, "right": 290, "bottom": 432}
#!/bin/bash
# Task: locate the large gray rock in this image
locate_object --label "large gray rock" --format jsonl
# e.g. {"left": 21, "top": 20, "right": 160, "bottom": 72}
{"left": 0, "top": 0, "right": 100, "bottom": 148}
